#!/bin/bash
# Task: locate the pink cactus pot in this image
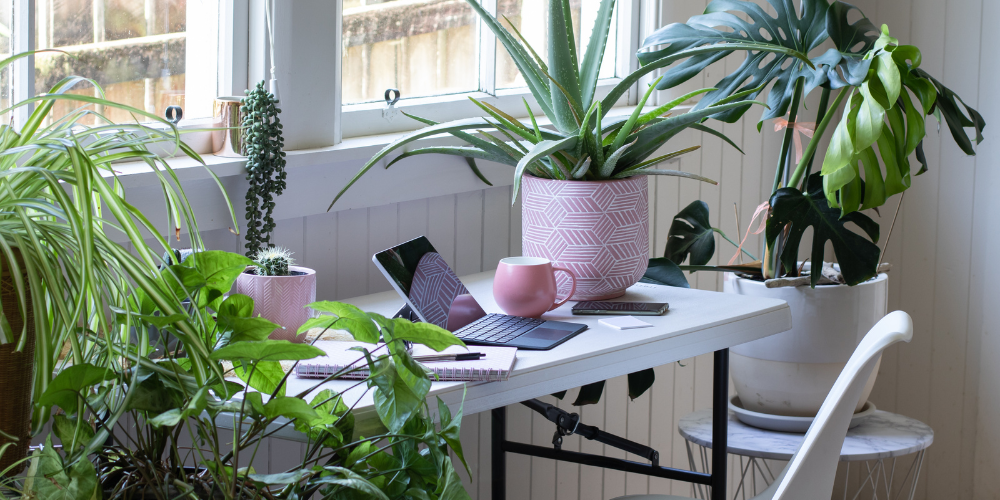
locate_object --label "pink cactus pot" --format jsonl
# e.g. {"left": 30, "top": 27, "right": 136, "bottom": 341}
{"left": 521, "top": 174, "right": 649, "bottom": 300}
{"left": 234, "top": 266, "right": 317, "bottom": 343}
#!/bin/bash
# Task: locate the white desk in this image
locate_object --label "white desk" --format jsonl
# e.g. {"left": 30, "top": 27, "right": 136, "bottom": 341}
{"left": 258, "top": 272, "right": 791, "bottom": 500}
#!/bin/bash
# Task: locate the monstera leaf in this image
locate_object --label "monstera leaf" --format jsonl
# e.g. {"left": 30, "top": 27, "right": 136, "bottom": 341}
{"left": 639, "top": 0, "right": 879, "bottom": 124}
{"left": 664, "top": 200, "right": 716, "bottom": 266}
{"left": 767, "top": 174, "right": 881, "bottom": 287}
{"left": 818, "top": 26, "right": 984, "bottom": 214}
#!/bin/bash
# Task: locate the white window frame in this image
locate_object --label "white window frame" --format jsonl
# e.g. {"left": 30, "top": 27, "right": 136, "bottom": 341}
{"left": 9, "top": 0, "right": 248, "bottom": 155}
{"left": 337, "top": 0, "right": 648, "bottom": 140}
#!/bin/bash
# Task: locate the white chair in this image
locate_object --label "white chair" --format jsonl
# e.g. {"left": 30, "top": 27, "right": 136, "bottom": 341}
{"left": 613, "top": 310, "right": 914, "bottom": 500}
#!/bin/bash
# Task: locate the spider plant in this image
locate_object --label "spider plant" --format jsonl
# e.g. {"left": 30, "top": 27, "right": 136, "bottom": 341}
{"left": 0, "top": 50, "right": 237, "bottom": 479}
{"left": 329, "top": 0, "right": 814, "bottom": 209}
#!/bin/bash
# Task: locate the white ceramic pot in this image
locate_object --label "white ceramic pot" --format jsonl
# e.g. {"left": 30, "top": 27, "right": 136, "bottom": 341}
{"left": 234, "top": 266, "right": 316, "bottom": 343}
{"left": 724, "top": 272, "right": 888, "bottom": 417}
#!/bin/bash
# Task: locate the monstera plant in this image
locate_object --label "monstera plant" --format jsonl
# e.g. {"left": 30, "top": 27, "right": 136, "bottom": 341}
{"left": 640, "top": 0, "right": 984, "bottom": 285}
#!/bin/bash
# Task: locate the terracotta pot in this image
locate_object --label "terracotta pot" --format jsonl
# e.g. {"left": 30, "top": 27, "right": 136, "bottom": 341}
{"left": 724, "top": 271, "right": 888, "bottom": 417}
{"left": 521, "top": 174, "right": 649, "bottom": 300}
{"left": 0, "top": 249, "right": 33, "bottom": 476}
{"left": 234, "top": 267, "right": 316, "bottom": 342}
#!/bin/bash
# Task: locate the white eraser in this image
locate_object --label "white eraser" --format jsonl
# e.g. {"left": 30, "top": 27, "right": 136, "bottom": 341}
{"left": 599, "top": 316, "right": 653, "bottom": 330}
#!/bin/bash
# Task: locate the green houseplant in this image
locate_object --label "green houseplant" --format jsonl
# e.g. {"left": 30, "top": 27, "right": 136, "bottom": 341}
{"left": 6, "top": 250, "right": 471, "bottom": 499}
{"left": 241, "top": 81, "right": 288, "bottom": 257}
{"left": 0, "top": 51, "right": 237, "bottom": 475}
{"left": 634, "top": 0, "right": 985, "bottom": 418}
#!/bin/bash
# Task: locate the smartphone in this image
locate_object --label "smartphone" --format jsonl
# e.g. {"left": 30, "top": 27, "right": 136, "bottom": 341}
{"left": 572, "top": 301, "right": 669, "bottom": 316}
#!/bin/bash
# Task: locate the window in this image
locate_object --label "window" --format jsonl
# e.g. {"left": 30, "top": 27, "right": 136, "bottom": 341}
{"left": 340, "top": 0, "right": 632, "bottom": 138}
{"left": 33, "top": 0, "right": 220, "bottom": 125}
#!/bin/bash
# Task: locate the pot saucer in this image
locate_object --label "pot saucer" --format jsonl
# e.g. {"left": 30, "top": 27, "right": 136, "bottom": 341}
{"left": 729, "top": 396, "right": 876, "bottom": 433}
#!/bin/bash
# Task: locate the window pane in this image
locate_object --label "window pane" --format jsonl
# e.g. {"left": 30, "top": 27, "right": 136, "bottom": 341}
{"left": 35, "top": 0, "right": 219, "bottom": 124}
{"left": 0, "top": 2, "right": 10, "bottom": 121}
{"left": 342, "top": 0, "right": 478, "bottom": 105}
{"left": 497, "top": 0, "right": 617, "bottom": 90}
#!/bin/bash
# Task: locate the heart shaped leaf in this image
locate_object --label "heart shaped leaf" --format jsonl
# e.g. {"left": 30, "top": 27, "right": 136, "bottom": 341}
{"left": 664, "top": 200, "right": 716, "bottom": 266}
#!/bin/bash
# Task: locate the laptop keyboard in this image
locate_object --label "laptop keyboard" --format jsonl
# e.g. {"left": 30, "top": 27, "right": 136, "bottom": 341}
{"left": 455, "top": 314, "right": 546, "bottom": 344}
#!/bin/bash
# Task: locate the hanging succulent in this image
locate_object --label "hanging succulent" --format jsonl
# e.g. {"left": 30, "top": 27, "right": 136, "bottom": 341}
{"left": 241, "top": 80, "right": 287, "bottom": 256}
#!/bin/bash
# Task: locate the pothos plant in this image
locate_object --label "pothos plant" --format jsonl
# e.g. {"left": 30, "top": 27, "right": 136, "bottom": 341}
{"left": 639, "top": 0, "right": 984, "bottom": 287}
{"left": 328, "top": 0, "right": 819, "bottom": 209}
{"left": 5, "top": 250, "right": 471, "bottom": 500}
{"left": 243, "top": 81, "right": 288, "bottom": 257}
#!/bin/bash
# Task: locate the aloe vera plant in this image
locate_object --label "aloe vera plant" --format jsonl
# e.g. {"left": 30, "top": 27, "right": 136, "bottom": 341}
{"left": 329, "top": 0, "right": 816, "bottom": 209}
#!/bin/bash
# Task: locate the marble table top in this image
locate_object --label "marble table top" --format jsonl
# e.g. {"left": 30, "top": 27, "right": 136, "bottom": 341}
{"left": 678, "top": 409, "right": 934, "bottom": 462}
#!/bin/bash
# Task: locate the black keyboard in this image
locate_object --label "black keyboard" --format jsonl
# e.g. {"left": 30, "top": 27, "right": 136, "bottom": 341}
{"left": 454, "top": 314, "right": 546, "bottom": 345}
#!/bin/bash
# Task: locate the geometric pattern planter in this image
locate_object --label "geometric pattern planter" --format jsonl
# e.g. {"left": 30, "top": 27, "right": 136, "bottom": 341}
{"left": 234, "top": 266, "right": 316, "bottom": 343}
{"left": 522, "top": 174, "right": 649, "bottom": 300}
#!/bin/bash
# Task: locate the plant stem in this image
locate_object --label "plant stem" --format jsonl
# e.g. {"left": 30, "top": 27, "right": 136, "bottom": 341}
{"left": 787, "top": 87, "right": 850, "bottom": 190}
{"left": 712, "top": 228, "right": 757, "bottom": 261}
{"left": 798, "top": 86, "right": 831, "bottom": 190}
{"left": 772, "top": 77, "right": 804, "bottom": 193}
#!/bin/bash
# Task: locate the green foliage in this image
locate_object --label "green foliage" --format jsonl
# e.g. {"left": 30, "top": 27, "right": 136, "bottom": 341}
{"left": 251, "top": 246, "right": 293, "bottom": 276}
{"left": 26, "top": 248, "right": 472, "bottom": 500}
{"left": 640, "top": 258, "right": 690, "bottom": 289}
{"left": 329, "top": 0, "right": 774, "bottom": 209}
{"left": 0, "top": 50, "right": 236, "bottom": 497}
{"left": 242, "top": 81, "right": 287, "bottom": 256}
{"left": 645, "top": 0, "right": 984, "bottom": 283}
{"left": 767, "top": 174, "right": 881, "bottom": 287}
{"left": 664, "top": 201, "right": 717, "bottom": 266}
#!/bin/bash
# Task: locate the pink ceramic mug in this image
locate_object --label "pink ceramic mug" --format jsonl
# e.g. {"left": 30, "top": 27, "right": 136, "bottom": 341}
{"left": 493, "top": 257, "right": 577, "bottom": 318}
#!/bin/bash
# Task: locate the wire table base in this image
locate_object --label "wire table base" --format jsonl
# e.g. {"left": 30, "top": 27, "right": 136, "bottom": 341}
{"left": 679, "top": 409, "right": 933, "bottom": 500}
{"left": 684, "top": 441, "right": 926, "bottom": 500}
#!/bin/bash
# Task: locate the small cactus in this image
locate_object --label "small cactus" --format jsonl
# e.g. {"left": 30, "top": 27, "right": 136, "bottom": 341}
{"left": 253, "top": 246, "right": 294, "bottom": 276}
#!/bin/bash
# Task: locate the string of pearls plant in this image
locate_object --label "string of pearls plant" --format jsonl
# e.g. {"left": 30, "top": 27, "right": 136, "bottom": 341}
{"left": 241, "top": 81, "right": 287, "bottom": 257}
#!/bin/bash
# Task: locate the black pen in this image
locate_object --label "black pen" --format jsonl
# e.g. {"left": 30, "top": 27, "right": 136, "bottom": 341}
{"left": 414, "top": 352, "right": 485, "bottom": 362}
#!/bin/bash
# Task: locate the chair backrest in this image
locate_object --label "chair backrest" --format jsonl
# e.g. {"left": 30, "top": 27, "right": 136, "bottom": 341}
{"left": 769, "top": 310, "right": 913, "bottom": 500}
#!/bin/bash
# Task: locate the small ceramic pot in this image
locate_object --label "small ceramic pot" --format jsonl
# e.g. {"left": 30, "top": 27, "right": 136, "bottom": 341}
{"left": 234, "top": 266, "right": 316, "bottom": 342}
{"left": 521, "top": 174, "right": 649, "bottom": 300}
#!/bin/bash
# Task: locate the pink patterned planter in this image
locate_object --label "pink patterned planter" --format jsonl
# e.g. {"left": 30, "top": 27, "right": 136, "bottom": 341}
{"left": 521, "top": 174, "right": 649, "bottom": 300}
{"left": 234, "top": 266, "right": 316, "bottom": 343}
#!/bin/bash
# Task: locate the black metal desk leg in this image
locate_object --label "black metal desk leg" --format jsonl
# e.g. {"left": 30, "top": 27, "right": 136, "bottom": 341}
{"left": 492, "top": 407, "right": 507, "bottom": 500}
{"left": 711, "top": 348, "right": 729, "bottom": 500}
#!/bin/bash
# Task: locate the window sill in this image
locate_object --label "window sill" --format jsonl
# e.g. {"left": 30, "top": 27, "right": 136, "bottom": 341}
{"left": 112, "top": 102, "right": 695, "bottom": 215}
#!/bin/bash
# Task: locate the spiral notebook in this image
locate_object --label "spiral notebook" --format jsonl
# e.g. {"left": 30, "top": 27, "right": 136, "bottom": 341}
{"left": 296, "top": 342, "right": 518, "bottom": 382}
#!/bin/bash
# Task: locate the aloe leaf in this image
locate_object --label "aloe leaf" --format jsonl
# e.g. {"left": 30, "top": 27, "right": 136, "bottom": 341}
{"left": 463, "top": 0, "right": 552, "bottom": 114}
{"left": 613, "top": 145, "right": 701, "bottom": 177}
{"left": 547, "top": 0, "right": 584, "bottom": 131}
{"left": 612, "top": 76, "right": 663, "bottom": 153}
{"left": 620, "top": 99, "right": 767, "bottom": 167}
{"left": 385, "top": 146, "right": 516, "bottom": 170}
{"left": 524, "top": 98, "right": 543, "bottom": 142}
{"left": 618, "top": 169, "right": 717, "bottom": 185}
{"left": 469, "top": 98, "right": 539, "bottom": 143}
{"left": 330, "top": 117, "right": 502, "bottom": 209}
{"left": 503, "top": 14, "right": 548, "bottom": 74}
{"left": 402, "top": 111, "right": 511, "bottom": 159}
{"left": 580, "top": 0, "right": 616, "bottom": 109}
{"left": 512, "top": 136, "right": 579, "bottom": 205}
{"left": 599, "top": 139, "right": 636, "bottom": 178}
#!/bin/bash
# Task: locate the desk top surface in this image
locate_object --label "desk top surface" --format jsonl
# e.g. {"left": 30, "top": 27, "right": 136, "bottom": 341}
{"left": 274, "top": 271, "right": 791, "bottom": 437}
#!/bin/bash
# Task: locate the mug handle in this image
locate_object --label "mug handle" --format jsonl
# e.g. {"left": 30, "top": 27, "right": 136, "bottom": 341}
{"left": 549, "top": 266, "right": 577, "bottom": 311}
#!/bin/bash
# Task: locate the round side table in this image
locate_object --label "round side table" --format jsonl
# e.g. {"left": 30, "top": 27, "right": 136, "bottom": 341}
{"left": 678, "top": 409, "right": 933, "bottom": 500}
